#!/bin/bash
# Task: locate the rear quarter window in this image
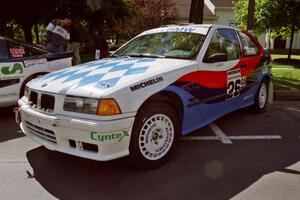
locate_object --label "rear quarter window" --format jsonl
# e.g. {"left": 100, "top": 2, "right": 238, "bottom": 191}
{"left": 238, "top": 31, "right": 259, "bottom": 56}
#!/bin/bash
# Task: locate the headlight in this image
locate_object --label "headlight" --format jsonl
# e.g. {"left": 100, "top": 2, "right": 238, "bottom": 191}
{"left": 63, "top": 96, "right": 121, "bottom": 116}
{"left": 64, "top": 96, "right": 99, "bottom": 114}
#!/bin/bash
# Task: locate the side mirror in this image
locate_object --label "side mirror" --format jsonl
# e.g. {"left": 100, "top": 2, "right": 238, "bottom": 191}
{"left": 203, "top": 53, "right": 228, "bottom": 63}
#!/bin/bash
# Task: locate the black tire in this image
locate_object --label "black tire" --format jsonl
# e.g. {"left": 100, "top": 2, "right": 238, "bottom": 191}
{"left": 129, "top": 102, "right": 180, "bottom": 170}
{"left": 250, "top": 79, "right": 269, "bottom": 113}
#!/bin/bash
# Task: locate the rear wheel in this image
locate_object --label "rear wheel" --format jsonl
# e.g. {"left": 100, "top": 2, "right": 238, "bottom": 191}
{"left": 129, "top": 102, "right": 180, "bottom": 169}
{"left": 251, "top": 80, "right": 269, "bottom": 113}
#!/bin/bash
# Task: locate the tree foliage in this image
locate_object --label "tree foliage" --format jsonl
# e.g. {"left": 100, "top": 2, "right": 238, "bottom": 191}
{"left": 234, "top": 0, "right": 300, "bottom": 39}
{"left": 114, "top": 0, "right": 177, "bottom": 41}
{"left": 0, "top": 0, "right": 59, "bottom": 42}
{"left": 0, "top": 0, "right": 130, "bottom": 44}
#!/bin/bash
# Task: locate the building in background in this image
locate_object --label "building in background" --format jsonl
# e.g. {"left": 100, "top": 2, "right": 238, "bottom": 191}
{"left": 175, "top": 0, "right": 300, "bottom": 50}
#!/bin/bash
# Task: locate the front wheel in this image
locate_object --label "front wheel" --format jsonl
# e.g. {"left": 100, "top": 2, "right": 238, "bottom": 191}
{"left": 129, "top": 102, "right": 180, "bottom": 169}
{"left": 251, "top": 80, "right": 269, "bottom": 113}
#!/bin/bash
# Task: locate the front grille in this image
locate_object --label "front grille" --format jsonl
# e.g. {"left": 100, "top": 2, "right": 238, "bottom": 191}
{"left": 41, "top": 94, "right": 55, "bottom": 111}
{"left": 24, "top": 121, "right": 57, "bottom": 144}
{"left": 28, "top": 90, "right": 55, "bottom": 112}
{"left": 29, "top": 91, "right": 38, "bottom": 105}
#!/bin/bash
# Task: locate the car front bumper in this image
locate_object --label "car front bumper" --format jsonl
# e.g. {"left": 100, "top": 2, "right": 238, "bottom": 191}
{"left": 18, "top": 98, "right": 135, "bottom": 161}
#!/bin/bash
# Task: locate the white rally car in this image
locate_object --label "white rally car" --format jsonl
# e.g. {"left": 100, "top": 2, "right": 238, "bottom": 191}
{"left": 18, "top": 24, "right": 272, "bottom": 169}
{"left": 0, "top": 36, "right": 73, "bottom": 107}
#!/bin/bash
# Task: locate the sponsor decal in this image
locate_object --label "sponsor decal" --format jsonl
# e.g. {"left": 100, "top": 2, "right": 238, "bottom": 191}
{"left": 244, "top": 48, "right": 257, "bottom": 56}
{"left": 241, "top": 77, "right": 247, "bottom": 87}
{"left": 9, "top": 48, "right": 25, "bottom": 58}
{"left": 130, "top": 76, "right": 164, "bottom": 92}
{"left": 141, "top": 27, "right": 209, "bottom": 36}
{"left": 0, "top": 62, "right": 24, "bottom": 80}
{"left": 166, "top": 27, "right": 196, "bottom": 33}
{"left": 227, "top": 69, "right": 241, "bottom": 99}
{"left": 90, "top": 130, "right": 129, "bottom": 142}
{"left": 24, "top": 59, "right": 47, "bottom": 67}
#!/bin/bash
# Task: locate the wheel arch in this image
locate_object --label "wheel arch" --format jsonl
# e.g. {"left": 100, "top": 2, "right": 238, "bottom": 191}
{"left": 262, "top": 73, "right": 274, "bottom": 105}
{"left": 136, "top": 90, "right": 184, "bottom": 127}
{"left": 19, "top": 72, "right": 48, "bottom": 98}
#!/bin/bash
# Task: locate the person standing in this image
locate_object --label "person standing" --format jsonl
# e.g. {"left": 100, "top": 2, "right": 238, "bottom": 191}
{"left": 67, "top": 26, "right": 84, "bottom": 64}
{"left": 46, "top": 17, "right": 72, "bottom": 53}
{"left": 94, "top": 30, "right": 109, "bottom": 59}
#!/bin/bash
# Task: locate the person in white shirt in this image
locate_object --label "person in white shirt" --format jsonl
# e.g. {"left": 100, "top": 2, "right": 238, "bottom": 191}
{"left": 46, "top": 17, "right": 72, "bottom": 53}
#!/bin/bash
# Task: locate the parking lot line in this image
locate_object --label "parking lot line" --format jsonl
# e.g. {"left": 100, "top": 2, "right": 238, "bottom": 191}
{"left": 287, "top": 107, "right": 300, "bottom": 113}
{"left": 209, "top": 123, "right": 233, "bottom": 144}
{"left": 181, "top": 135, "right": 282, "bottom": 141}
{"left": 180, "top": 136, "right": 219, "bottom": 141}
{"left": 228, "top": 135, "right": 282, "bottom": 140}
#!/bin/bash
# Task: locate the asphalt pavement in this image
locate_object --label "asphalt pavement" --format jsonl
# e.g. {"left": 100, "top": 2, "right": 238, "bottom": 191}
{"left": 0, "top": 101, "right": 300, "bottom": 200}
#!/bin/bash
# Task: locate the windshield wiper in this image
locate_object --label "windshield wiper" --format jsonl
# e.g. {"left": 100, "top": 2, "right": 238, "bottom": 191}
{"left": 110, "top": 54, "right": 120, "bottom": 58}
{"left": 127, "top": 53, "right": 166, "bottom": 58}
{"left": 110, "top": 54, "right": 131, "bottom": 58}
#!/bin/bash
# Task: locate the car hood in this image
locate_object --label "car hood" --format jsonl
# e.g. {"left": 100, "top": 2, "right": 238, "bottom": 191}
{"left": 27, "top": 57, "right": 195, "bottom": 98}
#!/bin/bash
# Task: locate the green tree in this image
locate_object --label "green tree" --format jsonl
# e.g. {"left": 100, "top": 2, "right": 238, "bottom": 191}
{"left": 234, "top": 0, "right": 300, "bottom": 59}
{"left": 114, "top": 0, "right": 177, "bottom": 41}
{"left": 0, "top": 0, "right": 59, "bottom": 43}
{"left": 0, "top": 0, "right": 129, "bottom": 45}
{"left": 234, "top": 0, "right": 270, "bottom": 35}
{"left": 52, "top": 0, "right": 129, "bottom": 51}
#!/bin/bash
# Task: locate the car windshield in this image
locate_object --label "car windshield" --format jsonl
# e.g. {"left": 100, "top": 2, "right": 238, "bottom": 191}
{"left": 114, "top": 32, "right": 206, "bottom": 59}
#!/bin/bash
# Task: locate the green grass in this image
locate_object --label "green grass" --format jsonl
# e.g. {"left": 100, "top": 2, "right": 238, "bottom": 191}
{"left": 271, "top": 54, "right": 300, "bottom": 60}
{"left": 271, "top": 54, "right": 300, "bottom": 90}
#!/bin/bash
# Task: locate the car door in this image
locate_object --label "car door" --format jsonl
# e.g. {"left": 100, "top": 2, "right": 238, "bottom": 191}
{"left": 0, "top": 40, "right": 25, "bottom": 91}
{"left": 237, "top": 31, "right": 263, "bottom": 92}
{"left": 6, "top": 40, "right": 49, "bottom": 82}
{"left": 198, "top": 28, "right": 242, "bottom": 120}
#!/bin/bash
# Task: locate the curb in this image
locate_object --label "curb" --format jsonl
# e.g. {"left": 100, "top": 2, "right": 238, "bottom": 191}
{"left": 274, "top": 90, "right": 300, "bottom": 101}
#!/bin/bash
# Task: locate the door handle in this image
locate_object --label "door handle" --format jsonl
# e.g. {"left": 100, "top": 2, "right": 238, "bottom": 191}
{"left": 240, "top": 64, "right": 247, "bottom": 69}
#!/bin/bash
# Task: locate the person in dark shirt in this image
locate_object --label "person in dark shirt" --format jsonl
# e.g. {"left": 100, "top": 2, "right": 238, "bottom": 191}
{"left": 46, "top": 17, "right": 72, "bottom": 53}
{"left": 94, "top": 30, "right": 109, "bottom": 59}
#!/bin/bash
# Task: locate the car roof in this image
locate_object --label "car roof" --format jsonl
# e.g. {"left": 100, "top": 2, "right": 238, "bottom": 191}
{"left": 138, "top": 24, "right": 240, "bottom": 37}
{"left": 160, "top": 23, "right": 239, "bottom": 30}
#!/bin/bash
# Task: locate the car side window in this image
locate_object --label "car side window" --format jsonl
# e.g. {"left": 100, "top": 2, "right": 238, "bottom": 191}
{"left": 0, "top": 40, "right": 9, "bottom": 60}
{"left": 7, "top": 41, "right": 26, "bottom": 58}
{"left": 204, "top": 29, "right": 240, "bottom": 62}
{"left": 7, "top": 41, "right": 47, "bottom": 58}
{"left": 238, "top": 31, "right": 259, "bottom": 56}
{"left": 24, "top": 45, "right": 48, "bottom": 57}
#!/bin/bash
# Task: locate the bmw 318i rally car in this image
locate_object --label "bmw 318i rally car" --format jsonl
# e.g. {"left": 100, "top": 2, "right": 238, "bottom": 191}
{"left": 0, "top": 36, "right": 73, "bottom": 107}
{"left": 17, "top": 24, "right": 272, "bottom": 169}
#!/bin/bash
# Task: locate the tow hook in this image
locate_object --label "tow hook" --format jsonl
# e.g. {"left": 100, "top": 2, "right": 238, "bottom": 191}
{"left": 14, "top": 107, "right": 21, "bottom": 123}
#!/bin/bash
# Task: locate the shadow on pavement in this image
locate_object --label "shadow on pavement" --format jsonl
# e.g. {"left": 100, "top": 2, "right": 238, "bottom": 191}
{"left": 0, "top": 106, "right": 24, "bottom": 142}
{"left": 26, "top": 138, "right": 300, "bottom": 200}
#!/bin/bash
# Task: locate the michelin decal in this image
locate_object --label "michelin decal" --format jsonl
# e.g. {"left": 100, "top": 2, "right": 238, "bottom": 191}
{"left": 130, "top": 76, "right": 164, "bottom": 92}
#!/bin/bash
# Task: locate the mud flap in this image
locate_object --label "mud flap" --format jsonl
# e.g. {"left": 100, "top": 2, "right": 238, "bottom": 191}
{"left": 268, "top": 80, "right": 274, "bottom": 105}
